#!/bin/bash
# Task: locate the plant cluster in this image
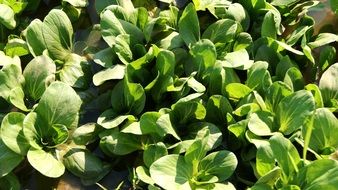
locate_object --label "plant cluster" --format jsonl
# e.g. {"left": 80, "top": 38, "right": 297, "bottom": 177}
{"left": 0, "top": 0, "right": 338, "bottom": 189}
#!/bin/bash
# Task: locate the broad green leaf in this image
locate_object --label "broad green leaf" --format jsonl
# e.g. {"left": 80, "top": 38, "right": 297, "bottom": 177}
{"left": 136, "top": 166, "right": 155, "bottom": 185}
{"left": 97, "top": 109, "right": 136, "bottom": 129}
{"left": 256, "top": 144, "right": 275, "bottom": 177}
{"left": 202, "top": 19, "right": 238, "bottom": 44}
{"left": 248, "top": 111, "right": 275, "bottom": 136}
{"left": 111, "top": 80, "right": 146, "bottom": 115}
{"left": 170, "top": 101, "right": 206, "bottom": 126}
{"left": 0, "top": 63, "right": 24, "bottom": 101}
{"left": 225, "top": 83, "right": 252, "bottom": 102}
{"left": 99, "top": 129, "right": 142, "bottom": 155}
{"left": 187, "top": 122, "right": 222, "bottom": 151}
{"left": 0, "top": 173, "right": 20, "bottom": 190}
{"left": 184, "top": 136, "right": 209, "bottom": 170}
{"left": 45, "top": 124, "right": 69, "bottom": 148}
{"left": 205, "top": 95, "right": 233, "bottom": 125}
{"left": 196, "top": 182, "right": 236, "bottom": 190}
{"left": 318, "top": 46, "right": 336, "bottom": 72}
{"left": 0, "top": 140, "right": 23, "bottom": 177}
{"left": 186, "top": 39, "right": 216, "bottom": 77}
{"left": 234, "top": 32, "right": 253, "bottom": 51}
{"left": 114, "top": 34, "right": 133, "bottom": 64}
{"left": 72, "top": 123, "right": 101, "bottom": 145}
{"left": 294, "top": 159, "right": 338, "bottom": 189}
{"left": 1, "top": 112, "right": 29, "bottom": 155}
{"left": 0, "top": 4, "right": 16, "bottom": 29}
{"left": 276, "top": 90, "right": 315, "bottom": 135}
{"left": 143, "top": 143, "right": 168, "bottom": 168}
{"left": 150, "top": 155, "right": 193, "bottom": 190}
{"left": 220, "top": 49, "right": 254, "bottom": 70}
{"left": 9, "top": 87, "right": 29, "bottom": 111}
{"left": 22, "top": 112, "right": 43, "bottom": 149}
{"left": 265, "top": 82, "right": 292, "bottom": 113}
{"left": 23, "top": 55, "right": 56, "bottom": 101}
{"left": 156, "top": 113, "right": 181, "bottom": 140}
{"left": 100, "top": 9, "right": 144, "bottom": 47}
{"left": 304, "top": 108, "right": 338, "bottom": 153}
{"left": 93, "top": 64, "right": 125, "bottom": 86}
{"left": 198, "top": 150, "right": 237, "bottom": 182}
{"left": 305, "top": 84, "right": 324, "bottom": 108}
{"left": 35, "top": 81, "right": 82, "bottom": 128}
{"left": 261, "top": 11, "right": 277, "bottom": 39}
{"left": 93, "top": 48, "right": 116, "bottom": 68}
{"left": 319, "top": 63, "right": 338, "bottom": 104}
{"left": 4, "top": 38, "right": 29, "bottom": 57}
{"left": 246, "top": 61, "right": 270, "bottom": 90}
{"left": 283, "top": 67, "right": 304, "bottom": 91}
{"left": 63, "top": 148, "right": 110, "bottom": 181}
{"left": 233, "top": 103, "right": 260, "bottom": 117}
{"left": 59, "top": 54, "right": 91, "bottom": 89}
{"left": 157, "top": 32, "right": 184, "bottom": 50}
{"left": 308, "top": 33, "right": 338, "bottom": 49}
{"left": 27, "top": 148, "right": 65, "bottom": 178}
{"left": 26, "top": 19, "right": 46, "bottom": 57}
{"left": 63, "top": 0, "right": 88, "bottom": 7}
{"left": 271, "top": 0, "right": 299, "bottom": 6}
{"left": 140, "top": 112, "right": 164, "bottom": 137}
{"left": 226, "top": 3, "right": 250, "bottom": 31}
{"left": 179, "top": 3, "right": 200, "bottom": 46}
{"left": 42, "top": 9, "right": 73, "bottom": 60}
{"left": 269, "top": 134, "right": 300, "bottom": 181}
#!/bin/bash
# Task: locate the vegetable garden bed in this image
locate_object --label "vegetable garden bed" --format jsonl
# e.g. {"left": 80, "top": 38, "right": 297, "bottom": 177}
{"left": 0, "top": 0, "right": 338, "bottom": 189}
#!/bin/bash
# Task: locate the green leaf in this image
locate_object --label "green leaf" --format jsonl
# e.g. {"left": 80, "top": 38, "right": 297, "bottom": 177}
{"left": 143, "top": 143, "right": 168, "bottom": 168}
{"left": 196, "top": 182, "right": 236, "bottom": 190}
{"left": 256, "top": 144, "right": 275, "bottom": 177}
{"left": 59, "top": 54, "right": 91, "bottom": 89}
{"left": 269, "top": 134, "right": 300, "bottom": 181}
{"left": 139, "top": 112, "right": 163, "bottom": 136}
{"left": 0, "top": 140, "right": 23, "bottom": 177}
{"left": 156, "top": 113, "right": 181, "bottom": 140}
{"left": 63, "top": 0, "right": 88, "bottom": 7}
{"left": 170, "top": 101, "right": 206, "bottom": 126}
{"left": 110, "top": 80, "right": 146, "bottom": 115}
{"left": 265, "top": 82, "right": 293, "bottom": 113}
{"left": 63, "top": 148, "right": 110, "bottom": 182}
{"left": 0, "top": 63, "right": 24, "bottom": 101}
{"left": 9, "top": 87, "right": 29, "bottom": 111}
{"left": 136, "top": 166, "right": 155, "bottom": 185}
{"left": 150, "top": 154, "right": 193, "bottom": 190}
{"left": 308, "top": 33, "right": 338, "bottom": 49}
{"left": 26, "top": 19, "right": 46, "bottom": 57}
{"left": 283, "top": 67, "right": 304, "bottom": 91}
{"left": 226, "top": 3, "right": 250, "bottom": 31}
{"left": 186, "top": 39, "right": 216, "bottom": 78}
{"left": 246, "top": 61, "right": 270, "bottom": 90}
{"left": 1, "top": 112, "right": 29, "bottom": 155}
{"left": 179, "top": 3, "right": 200, "bottom": 46}
{"left": 4, "top": 38, "right": 29, "bottom": 57}
{"left": 100, "top": 9, "right": 144, "bottom": 47}
{"left": 248, "top": 111, "right": 275, "bottom": 136}
{"left": 23, "top": 55, "right": 56, "bottom": 101}
{"left": 198, "top": 150, "right": 237, "bottom": 182}
{"left": 72, "top": 123, "right": 101, "bottom": 146}
{"left": 319, "top": 63, "right": 338, "bottom": 105}
{"left": 99, "top": 129, "right": 142, "bottom": 155}
{"left": 35, "top": 81, "right": 82, "bottom": 128}
{"left": 202, "top": 19, "right": 238, "bottom": 44}
{"left": 27, "top": 148, "right": 65, "bottom": 178}
{"left": 42, "top": 9, "right": 73, "bottom": 60}
{"left": 294, "top": 159, "right": 338, "bottom": 189}
{"left": 93, "top": 65, "right": 125, "bottom": 86}
{"left": 220, "top": 49, "right": 254, "bottom": 70}
{"left": 114, "top": 34, "right": 133, "bottom": 64}
{"left": 0, "top": 173, "right": 20, "bottom": 190}
{"left": 225, "top": 83, "right": 252, "bottom": 102}
{"left": 205, "top": 95, "right": 233, "bottom": 125}
{"left": 261, "top": 11, "right": 277, "bottom": 39}
{"left": 0, "top": 4, "right": 16, "bottom": 29}
{"left": 304, "top": 108, "right": 338, "bottom": 153}
{"left": 276, "top": 90, "right": 315, "bottom": 135}
{"left": 97, "top": 109, "right": 136, "bottom": 129}
{"left": 271, "top": 0, "right": 299, "bottom": 6}
{"left": 305, "top": 84, "right": 324, "bottom": 108}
